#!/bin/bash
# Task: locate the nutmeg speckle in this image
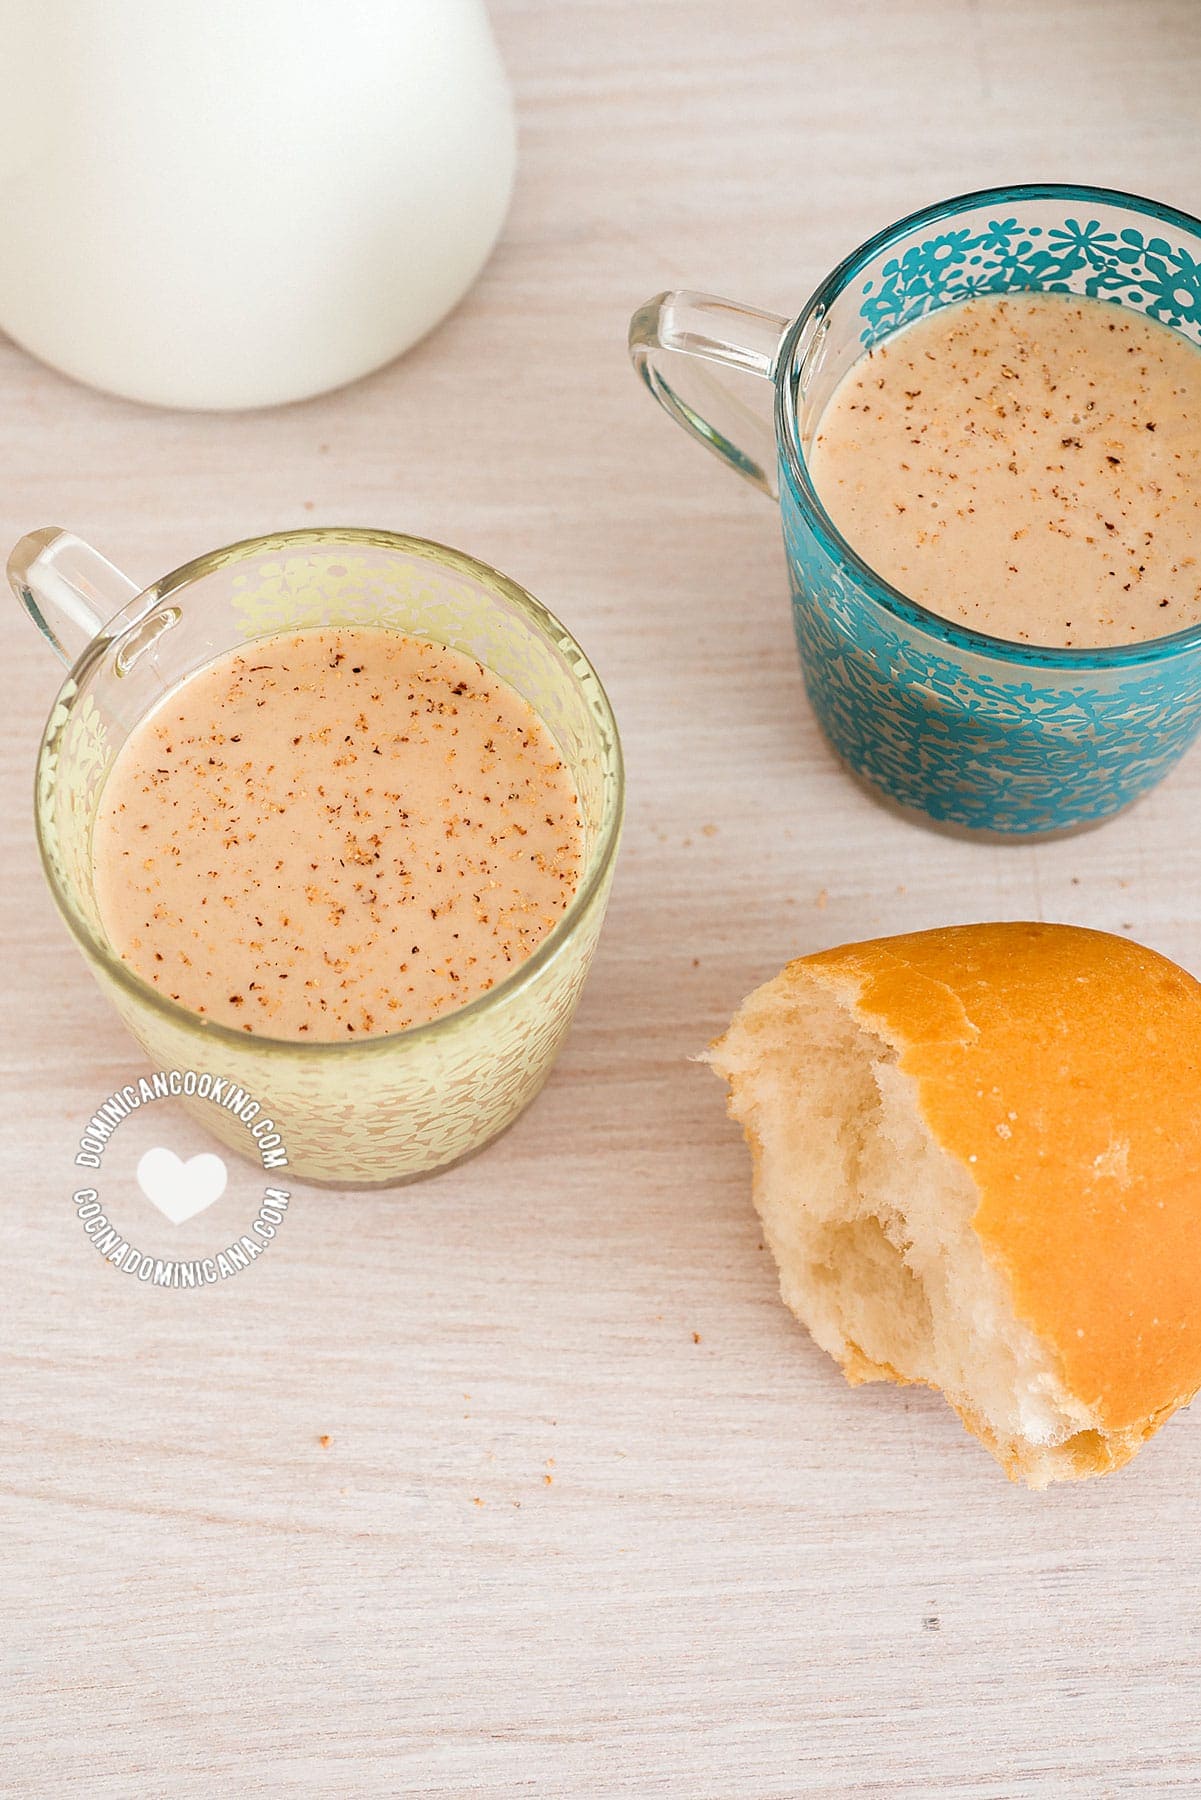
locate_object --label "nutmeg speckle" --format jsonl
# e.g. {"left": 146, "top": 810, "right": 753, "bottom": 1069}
{"left": 93, "top": 628, "right": 583, "bottom": 1040}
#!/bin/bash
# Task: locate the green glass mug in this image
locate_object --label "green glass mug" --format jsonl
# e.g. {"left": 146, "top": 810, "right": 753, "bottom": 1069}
{"left": 15, "top": 526, "right": 623, "bottom": 1186}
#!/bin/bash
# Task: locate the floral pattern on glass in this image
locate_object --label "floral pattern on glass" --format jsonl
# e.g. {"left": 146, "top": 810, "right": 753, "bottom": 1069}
{"left": 860, "top": 216, "right": 1201, "bottom": 347}
{"left": 782, "top": 500, "right": 1201, "bottom": 835}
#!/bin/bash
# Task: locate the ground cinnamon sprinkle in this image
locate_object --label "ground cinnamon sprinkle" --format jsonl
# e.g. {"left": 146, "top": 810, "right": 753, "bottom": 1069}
{"left": 809, "top": 292, "right": 1201, "bottom": 649}
{"left": 93, "top": 627, "right": 583, "bottom": 1040}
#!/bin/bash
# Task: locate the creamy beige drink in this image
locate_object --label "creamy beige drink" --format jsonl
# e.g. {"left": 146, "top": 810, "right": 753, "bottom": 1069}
{"left": 93, "top": 628, "right": 583, "bottom": 1040}
{"left": 808, "top": 293, "right": 1201, "bottom": 649}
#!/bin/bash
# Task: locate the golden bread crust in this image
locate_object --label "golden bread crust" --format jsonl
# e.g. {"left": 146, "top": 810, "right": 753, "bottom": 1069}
{"left": 797, "top": 922, "right": 1201, "bottom": 1445}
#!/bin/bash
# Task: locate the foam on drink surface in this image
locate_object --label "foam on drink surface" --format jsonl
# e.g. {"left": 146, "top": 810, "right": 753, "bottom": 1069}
{"left": 808, "top": 293, "right": 1201, "bottom": 650}
{"left": 93, "top": 628, "right": 583, "bottom": 1041}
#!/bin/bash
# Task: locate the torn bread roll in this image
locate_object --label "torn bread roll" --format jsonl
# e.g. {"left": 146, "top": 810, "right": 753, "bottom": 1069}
{"left": 708, "top": 922, "right": 1201, "bottom": 1487}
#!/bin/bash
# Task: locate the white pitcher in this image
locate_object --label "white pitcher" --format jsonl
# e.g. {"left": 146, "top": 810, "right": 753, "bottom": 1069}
{"left": 0, "top": 0, "right": 516, "bottom": 409}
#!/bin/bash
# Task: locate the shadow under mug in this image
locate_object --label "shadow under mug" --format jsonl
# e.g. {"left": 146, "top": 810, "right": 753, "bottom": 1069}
{"left": 16, "top": 526, "right": 623, "bottom": 1187}
{"left": 630, "top": 183, "right": 1201, "bottom": 839}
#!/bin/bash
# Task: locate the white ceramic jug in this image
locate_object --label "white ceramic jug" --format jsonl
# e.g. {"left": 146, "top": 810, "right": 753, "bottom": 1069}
{"left": 0, "top": 0, "right": 516, "bottom": 409}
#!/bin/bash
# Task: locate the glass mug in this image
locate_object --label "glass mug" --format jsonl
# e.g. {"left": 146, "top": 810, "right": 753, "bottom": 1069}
{"left": 630, "top": 183, "right": 1201, "bottom": 838}
{"left": 14, "top": 527, "right": 623, "bottom": 1186}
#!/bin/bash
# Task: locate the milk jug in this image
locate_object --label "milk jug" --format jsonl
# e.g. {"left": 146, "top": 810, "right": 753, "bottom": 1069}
{"left": 0, "top": 0, "right": 516, "bottom": 408}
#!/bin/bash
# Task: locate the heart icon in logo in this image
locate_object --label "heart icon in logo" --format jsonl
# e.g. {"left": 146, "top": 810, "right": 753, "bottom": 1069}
{"left": 136, "top": 1147, "right": 228, "bottom": 1225}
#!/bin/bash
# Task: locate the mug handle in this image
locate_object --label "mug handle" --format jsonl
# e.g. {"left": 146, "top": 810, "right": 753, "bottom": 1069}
{"left": 8, "top": 527, "right": 144, "bottom": 666}
{"left": 628, "top": 291, "right": 790, "bottom": 499}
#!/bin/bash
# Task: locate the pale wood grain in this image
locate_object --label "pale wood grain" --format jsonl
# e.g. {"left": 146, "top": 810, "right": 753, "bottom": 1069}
{"left": 4, "top": 1, "right": 1201, "bottom": 1794}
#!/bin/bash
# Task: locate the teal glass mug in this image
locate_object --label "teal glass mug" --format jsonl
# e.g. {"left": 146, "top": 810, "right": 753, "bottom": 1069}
{"left": 630, "top": 184, "right": 1201, "bottom": 838}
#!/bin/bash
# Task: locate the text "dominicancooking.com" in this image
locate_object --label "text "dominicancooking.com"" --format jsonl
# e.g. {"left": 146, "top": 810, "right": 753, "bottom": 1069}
{"left": 73, "top": 1070, "right": 289, "bottom": 1169}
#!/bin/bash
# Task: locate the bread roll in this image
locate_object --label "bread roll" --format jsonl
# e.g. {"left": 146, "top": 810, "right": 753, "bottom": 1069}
{"left": 707, "top": 922, "right": 1201, "bottom": 1486}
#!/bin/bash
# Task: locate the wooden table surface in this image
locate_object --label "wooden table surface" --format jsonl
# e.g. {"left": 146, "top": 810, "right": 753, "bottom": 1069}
{"left": 5, "top": 2, "right": 1201, "bottom": 1793}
